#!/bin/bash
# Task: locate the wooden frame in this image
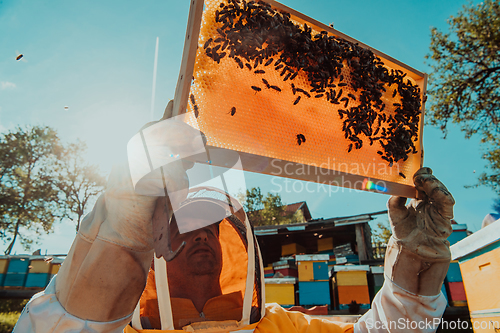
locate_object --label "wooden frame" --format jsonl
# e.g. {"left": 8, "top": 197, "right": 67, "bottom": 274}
{"left": 173, "top": 0, "right": 427, "bottom": 198}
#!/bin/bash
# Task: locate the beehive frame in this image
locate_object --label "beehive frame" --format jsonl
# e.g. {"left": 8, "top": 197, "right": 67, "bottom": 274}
{"left": 173, "top": 0, "right": 427, "bottom": 198}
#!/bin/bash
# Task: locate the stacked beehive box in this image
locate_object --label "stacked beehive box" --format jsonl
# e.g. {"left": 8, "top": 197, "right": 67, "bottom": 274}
{"left": 281, "top": 243, "right": 305, "bottom": 257}
{"left": 3, "top": 256, "right": 30, "bottom": 288}
{"left": 264, "top": 278, "right": 297, "bottom": 307}
{"left": 451, "top": 219, "right": 500, "bottom": 332}
{"left": 25, "top": 257, "right": 52, "bottom": 288}
{"left": 296, "top": 254, "right": 330, "bottom": 307}
{"left": 334, "top": 265, "right": 370, "bottom": 310}
{"left": 370, "top": 266, "right": 384, "bottom": 300}
{"left": 273, "top": 258, "right": 298, "bottom": 278}
{"left": 0, "top": 257, "right": 8, "bottom": 287}
{"left": 445, "top": 224, "right": 469, "bottom": 307}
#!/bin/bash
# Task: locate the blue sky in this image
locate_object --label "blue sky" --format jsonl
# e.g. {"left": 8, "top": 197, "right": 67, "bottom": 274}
{"left": 1, "top": 0, "right": 496, "bottom": 254}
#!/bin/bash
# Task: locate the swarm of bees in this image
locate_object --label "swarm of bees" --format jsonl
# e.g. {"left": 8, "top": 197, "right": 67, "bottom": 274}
{"left": 200, "top": 0, "right": 422, "bottom": 166}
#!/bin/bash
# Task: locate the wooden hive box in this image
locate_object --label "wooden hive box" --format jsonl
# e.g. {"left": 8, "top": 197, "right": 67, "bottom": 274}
{"left": 4, "top": 256, "right": 30, "bottom": 288}
{"left": 296, "top": 254, "right": 329, "bottom": 282}
{"left": 0, "top": 256, "right": 9, "bottom": 288}
{"left": 281, "top": 243, "right": 305, "bottom": 256}
{"left": 170, "top": 0, "right": 427, "bottom": 198}
{"left": 334, "top": 265, "right": 370, "bottom": 309}
{"left": 451, "top": 219, "right": 500, "bottom": 332}
{"left": 298, "top": 281, "right": 330, "bottom": 307}
{"left": 264, "top": 277, "right": 297, "bottom": 307}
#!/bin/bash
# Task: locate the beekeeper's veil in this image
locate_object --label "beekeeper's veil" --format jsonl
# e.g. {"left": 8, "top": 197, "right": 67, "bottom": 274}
{"left": 127, "top": 115, "right": 265, "bottom": 332}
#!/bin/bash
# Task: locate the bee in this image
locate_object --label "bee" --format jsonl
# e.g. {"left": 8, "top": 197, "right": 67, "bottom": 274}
{"left": 254, "top": 69, "right": 265, "bottom": 74}
{"left": 283, "top": 73, "right": 291, "bottom": 81}
{"left": 269, "top": 85, "right": 281, "bottom": 92}
{"left": 338, "top": 83, "right": 347, "bottom": 87}
{"left": 289, "top": 72, "right": 298, "bottom": 80}
{"left": 190, "top": 94, "right": 196, "bottom": 105}
{"left": 262, "top": 78, "right": 270, "bottom": 88}
{"left": 245, "top": 63, "right": 252, "bottom": 70}
{"left": 251, "top": 86, "right": 262, "bottom": 92}
{"left": 296, "top": 134, "right": 306, "bottom": 145}
{"left": 392, "top": 89, "right": 397, "bottom": 98}
{"left": 347, "top": 93, "right": 356, "bottom": 100}
{"left": 291, "top": 83, "right": 296, "bottom": 95}
{"left": 203, "top": 38, "right": 213, "bottom": 49}
{"left": 264, "top": 58, "right": 273, "bottom": 66}
{"left": 229, "top": 106, "right": 236, "bottom": 116}
{"left": 399, "top": 172, "right": 406, "bottom": 179}
{"left": 348, "top": 143, "right": 353, "bottom": 152}
{"left": 314, "top": 94, "right": 324, "bottom": 98}
{"left": 293, "top": 96, "right": 301, "bottom": 105}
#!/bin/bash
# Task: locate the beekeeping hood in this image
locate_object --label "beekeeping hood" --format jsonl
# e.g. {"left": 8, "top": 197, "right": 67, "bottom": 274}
{"left": 127, "top": 115, "right": 265, "bottom": 332}
{"left": 129, "top": 187, "right": 265, "bottom": 332}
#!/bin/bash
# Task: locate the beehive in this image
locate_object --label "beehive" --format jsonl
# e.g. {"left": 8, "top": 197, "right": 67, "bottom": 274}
{"left": 451, "top": 219, "right": 500, "bottom": 331}
{"left": 334, "top": 265, "right": 370, "bottom": 309}
{"left": 264, "top": 277, "right": 296, "bottom": 306}
{"left": 174, "top": 0, "right": 427, "bottom": 198}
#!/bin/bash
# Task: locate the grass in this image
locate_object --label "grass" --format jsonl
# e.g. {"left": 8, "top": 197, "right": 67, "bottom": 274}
{"left": 0, "top": 312, "right": 21, "bottom": 333}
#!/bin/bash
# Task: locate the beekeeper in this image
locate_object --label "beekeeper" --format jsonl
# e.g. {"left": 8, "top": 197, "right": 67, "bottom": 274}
{"left": 14, "top": 102, "right": 455, "bottom": 333}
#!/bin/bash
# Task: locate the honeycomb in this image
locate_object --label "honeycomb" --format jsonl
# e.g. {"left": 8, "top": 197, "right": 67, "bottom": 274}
{"left": 183, "top": 0, "right": 425, "bottom": 196}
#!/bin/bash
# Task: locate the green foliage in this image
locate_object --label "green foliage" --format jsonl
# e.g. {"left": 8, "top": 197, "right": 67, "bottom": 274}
{"left": 371, "top": 220, "right": 392, "bottom": 258}
{"left": 238, "top": 187, "right": 298, "bottom": 226}
{"left": 0, "top": 299, "right": 28, "bottom": 313}
{"left": 426, "top": 0, "right": 500, "bottom": 193}
{"left": 0, "top": 312, "right": 21, "bottom": 333}
{"left": 0, "top": 126, "right": 63, "bottom": 254}
{"left": 493, "top": 197, "right": 500, "bottom": 214}
{"left": 55, "top": 141, "right": 106, "bottom": 232}
{"left": 0, "top": 126, "right": 106, "bottom": 254}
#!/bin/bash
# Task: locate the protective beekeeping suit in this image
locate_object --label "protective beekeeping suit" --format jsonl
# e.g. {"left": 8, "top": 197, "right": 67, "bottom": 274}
{"left": 14, "top": 102, "right": 454, "bottom": 333}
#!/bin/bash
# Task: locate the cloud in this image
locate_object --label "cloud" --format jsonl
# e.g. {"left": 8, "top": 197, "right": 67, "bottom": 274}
{"left": 1, "top": 81, "right": 16, "bottom": 89}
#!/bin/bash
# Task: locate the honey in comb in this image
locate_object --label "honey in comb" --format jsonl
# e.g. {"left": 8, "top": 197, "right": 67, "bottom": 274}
{"left": 189, "top": 0, "right": 424, "bottom": 186}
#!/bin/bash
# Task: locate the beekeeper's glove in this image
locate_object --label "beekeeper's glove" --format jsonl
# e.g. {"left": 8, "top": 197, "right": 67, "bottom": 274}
{"left": 385, "top": 167, "right": 454, "bottom": 296}
{"left": 55, "top": 101, "right": 204, "bottom": 321}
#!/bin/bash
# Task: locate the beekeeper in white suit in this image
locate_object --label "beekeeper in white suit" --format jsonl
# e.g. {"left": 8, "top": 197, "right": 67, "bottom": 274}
{"left": 14, "top": 101, "right": 455, "bottom": 332}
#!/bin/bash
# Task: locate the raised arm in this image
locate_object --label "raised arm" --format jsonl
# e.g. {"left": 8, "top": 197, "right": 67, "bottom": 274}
{"left": 14, "top": 102, "right": 202, "bottom": 332}
{"left": 356, "top": 167, "right": 454, "bottom": 333}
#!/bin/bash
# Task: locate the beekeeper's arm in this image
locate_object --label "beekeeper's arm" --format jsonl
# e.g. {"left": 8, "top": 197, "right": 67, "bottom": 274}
{"left": 355, "top": 167, "right": 454, "bottom": 333}
{"left": 13, "top": 102, "right": 201, "bottom": 332}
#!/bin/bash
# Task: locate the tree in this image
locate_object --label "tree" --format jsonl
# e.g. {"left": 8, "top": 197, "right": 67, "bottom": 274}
{"left": 56, "top": 141, "right": 106, "bottom": 232}
{"left": 426, "top": 0, "right": 500, "bottom": 193}
{"left": 0, "top": 126, "right": 63, "bottom": 254}
{"left": 238, "top": 187, "right": 298, "bottom": 226}
{"left": 493, "top": 197, "right": 500, "bottom": 214}
{"left": 0, "top": 126, "right": 106, "bottom": 254}
{"left": 371, "top": 220, "right": 392, "bottom": 259}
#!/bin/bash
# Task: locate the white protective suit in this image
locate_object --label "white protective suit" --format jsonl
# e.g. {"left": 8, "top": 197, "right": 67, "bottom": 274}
{"left": 14, "top": 107, "right": 454, "bottom": 333}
